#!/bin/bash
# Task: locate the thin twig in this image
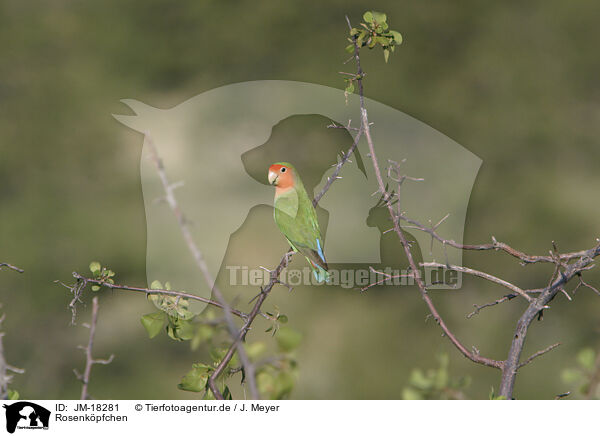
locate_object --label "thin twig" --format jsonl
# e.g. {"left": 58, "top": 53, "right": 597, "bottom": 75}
{"left": 421, "top": 262, "right": 533, "bottom": 302}
{"left": 313, "top": 124, "right": 363, "bottom": 206}
{"left": 518, "top": 343, "right": 561, "bottom": 369}
{"left": 466, "top": 294, "right": 517, "bottom": 319}
{"left": 207, "top": 250, "right": 292, "bottom": 399}
{"left": 0, "top": 263, "right": 24, "bottom": 274}
{"left": 67, "top": 273, "right": 250, "bottom": 322}
{"left": 75, "top": 297, "right": 114, "bottom": 400}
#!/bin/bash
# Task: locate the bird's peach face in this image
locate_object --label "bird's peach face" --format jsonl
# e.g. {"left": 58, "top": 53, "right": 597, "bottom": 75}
{"left": 268, "top": 164, "right": 294, "bottom": 189}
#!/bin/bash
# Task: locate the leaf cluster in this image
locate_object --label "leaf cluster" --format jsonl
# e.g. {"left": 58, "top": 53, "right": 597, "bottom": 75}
{"left": 561, "top": 347, "right": 600, "bottom": 399}
{"left": 345, "top": 11, "right": 403, "bottom": 63}
{"left": 89, "top": 261, "right": 115, "bottom": 291}
{"left": 402, "top": 354, "right": 471, "bottom": 400}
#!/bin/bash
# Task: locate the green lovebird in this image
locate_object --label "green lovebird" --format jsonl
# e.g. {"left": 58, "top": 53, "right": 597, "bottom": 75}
{"left": 268, "top": 162, "right": 330, "bottom": 283}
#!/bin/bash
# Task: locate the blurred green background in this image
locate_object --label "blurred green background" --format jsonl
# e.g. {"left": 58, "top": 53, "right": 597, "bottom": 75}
{"left": 1, "top": 0, "right": 599, "bottom": 399}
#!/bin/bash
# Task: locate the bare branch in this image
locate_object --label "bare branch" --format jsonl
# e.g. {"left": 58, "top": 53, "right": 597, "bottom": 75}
{"left": 345, "top": 15, "right": 502, "bottom": 370}
{"left": 518, "top": 343, "right": 561, "bottom": 369}
{"left": 499, "top": 241, "right": 600, "bottom": 398}
{"left": 467, "top": 294, "right": 517, "bottom": 319}
{"left": 397, "top": 211, "right": 589, "bottom": 266}
{"left": 421, "top": 262, "right": 533, "bottom": 302}
{"left": 76, "top": 297, "right": 114, "bottom": 400}
{"left": 573, "top": 274, "right": 600, "bottom": 296}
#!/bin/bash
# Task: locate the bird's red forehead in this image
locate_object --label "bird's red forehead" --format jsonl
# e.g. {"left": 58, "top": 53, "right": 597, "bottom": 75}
{"left": 269, "top": 164, "right": 286, "bottom": 172}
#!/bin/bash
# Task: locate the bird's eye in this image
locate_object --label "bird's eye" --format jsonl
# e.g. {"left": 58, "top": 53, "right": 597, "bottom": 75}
{"left": 280, "top": 167, "right": 286, "bottom": 173}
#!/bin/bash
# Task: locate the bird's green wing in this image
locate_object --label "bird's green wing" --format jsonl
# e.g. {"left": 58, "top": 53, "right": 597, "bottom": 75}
{"left": 274, "top": 185, "right": 327, "bottom": 271}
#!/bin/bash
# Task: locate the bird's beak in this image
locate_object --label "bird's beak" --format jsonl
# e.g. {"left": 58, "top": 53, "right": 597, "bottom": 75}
{"left": 268, "top": 170, "right": 278, "bottom": 185}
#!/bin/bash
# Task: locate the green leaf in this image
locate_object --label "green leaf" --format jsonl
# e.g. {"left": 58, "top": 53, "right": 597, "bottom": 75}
{"left": 345, "top": 82, "right": 355, "bottom": 94}
{"left": 434, "top": 365, "right": 448, "bottom": 390}
{"left": 375, "top": 36, "right": 389, "bottom": 46}
{"left": 150, "top": 280, "right": 163, "bottom": 290}
{"left": 371, "top": 11, "right": 387, "bottom": 24}
{"left": 91, "top": 285, "right": 101, "bottom": 292}
{"left": 223, "top": 385, "right": 232, "bottom": 400}
{"left": 402, "top": 387, "right": 422, "bottom": 400}
{"left": 577, "top": 348, "right": 596, "bottom": 371}
{"left": 167, "top": 317, "right": 195, "bottom": 341}
{"left": 273, "top": 372, "right": 295, "bottom": 399}
{"left": 191, "top": 324, "right": 214, "bottom": 351}
{"left": 390, "top": 30, "right": 403, "bottom": 45}
{"left": 383, "top": 48, "right": 390, "bottom": 63}
{"left": 356, "top": 31, "right": 366, "bottom": 47}
{"left": 409, "top": 369, "right": 432, "bottom": 390}
{"left": 277, "top": 314, "right": 288, "bottom": 324}
{"left": 210, "top": 347, "right": 227, "bottom": 364}
{"left": 257, "top": 372, "right": 275, "bottom": 396}
{"left": 140, "top": 311, "right": 166, "bottom": 338}
{"left": 178, "top": 365, "right": 210, "bottom": 392}
{"left": 148, "top": 293, "right": 195, "bottom": 320}
{"left": 276, "top": 327, "right": 302, "bottom": 352}
{"left": 245, "top": 341, "right": 267, "bottom": 360}
{"left": 89, "top": 261, "right": 101, "bottom": 276}
{"left": 345, "top": 44, "right": 355, "bottom": 54}
{"left": 561, "top": 368, "right": 583, "bottom": 384}
{"left": 204, "top": 387, "right": 216, "bottom": 400}
{"left": 362, "top": 11, "right": 373, "bottom": 23}
{"left": 7, "top": 390, "right": 19, "bottom": 400}
{"left": 488, "top": 386, "right": 506, "bottom": 400}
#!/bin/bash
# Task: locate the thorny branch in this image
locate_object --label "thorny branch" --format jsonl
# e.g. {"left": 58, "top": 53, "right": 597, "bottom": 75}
{"left": 346, "top": 15, "right": 503, "bottom": 370}
{"left": 499, "top": 241, "right": 600, "bottom": 398}
{"left": 144, "top": 131, "right": 356, "bottom": 399}
{"left": 346, "top": 14, "right": 600, "bottom": 398}
{"left": 145, "top": 135, "right": 258, "bottom": 400}
{"left": 74, "top": 296, "right": 114, "bottom": 400}
{"left": 65, "top": 273, "right": 250, "bottom": 322}
{"left": 204, "top": 118, "right": 363, "bottom": 398}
